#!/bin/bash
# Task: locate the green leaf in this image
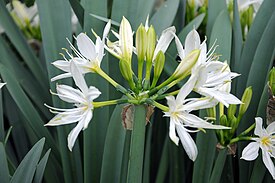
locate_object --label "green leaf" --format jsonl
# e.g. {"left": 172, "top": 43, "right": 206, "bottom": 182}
{"left": 0, "top": 142, "right": 10, "bottom": 183}
{"left": 10, "top": 138, "right": 45, "bottom": 183}
{"left": 150, "top": 0, "right": 180, "bottom": 35}
{"left": 155, "top": 137, "right": 169, "bottom": 183}
{"left": 127, "top": 105, "right": 147, "bottom": 183}
{"left": 0, "top": 65, "right": 58, "bottom": 154}
{"left": 192, "top": 131, "right": 217, "bottom": 183}
{"left": 100, "top": 104, "right": 126, "bottom": 183}
{"left": 249, "top": 156, "right": 266, "bottom": 183}
{"left": 0, "top": 0, "right": 48, "bottom": 88}
{"left": 206, "top": 0, "right": 227, "bottom": 37}
{"left": 209, "top": 10, "right": 232, "bottom": 63}
{"left": 236, "top": 0, "right": 275, "bottom": 98}
{"left": 34, "top": 149, "right": 51, "bottom": 183}
{"left": 209, "top": 149, "right": 227, "bottom": 183}
{"left": 69, "top": 0, "right": 84, "bottom": 27}
{"left": 0, "top": 90, "right": 4, "bottom": 142}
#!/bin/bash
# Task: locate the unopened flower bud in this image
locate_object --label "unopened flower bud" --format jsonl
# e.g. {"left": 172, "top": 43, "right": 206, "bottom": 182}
{"left": 136, "top": 24, "right": 147, "bottom": 62}
{"left": 151, "top": 51, "right": 165, "bottom": 87}
{"left": 119, "top": 61, "right": 133, "bottom": 84}
{"left": 239, "top": 86, "right": 252, "bottom": 117}
{"left": 172, "top": 49, "right": 200, "bottom": 79}
{"left": 268, "top": 67, "right": 275, "bottom": 96}
{"left": 146, "top": 25, "right": 156, "bottom": 62}
{"left": 120, "top": 17, "right": 133, "bottom": 62}
{"left": 228, "top": 104, "right": 237, "bottom": 120}
{"left": 220, "top": 114, "right": 228, "bottom": 126}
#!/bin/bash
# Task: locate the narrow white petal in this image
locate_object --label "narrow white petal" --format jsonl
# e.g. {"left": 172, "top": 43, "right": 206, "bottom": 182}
{"left": 56, "top": 84, "right": 86, "bottom": 104}
{"left": 241, "top": 142, "right": 260, "bottom": 161}
{"left": 70, "top": 61, "right": 89, "bottom": 94}
{"left": 169, "top": 120, "right": 179, "bottom": 145}
{"left": 176, "top": 75, "right": 197, "bottom": 105}
{"left": 103, "top": 20, "right": 111, "bottom": 40}
{"left": 0, "top": 82, "right": 6, "bottom": 89}
{"left": 181, "top": 113, "right": 230, "bottom": 129}
{"left": 52, "top": 60, "right": 71, "bottom": 72}
{"left": 76, "top": 33, "right": 97, "bottom": 60}
{"left": 183, "top": 97, "right": 218, "bottom": 111}
{"left": 67, "top": 119, "right": 85, "bottom": 151}
{"left": 96, "top": 37, "right": 104, "bottom": 63}
{"left": 45, "top": 109, "right": 83, "bottom": 126}
{"left": 83, "top": 110, "right": 93, "bottom": 130}
{"left": 262, "top": 151, "right": 275, "bottom": 180}
{"left": 153, "top": 26, "right": 176, "bottom": 61}
{"left": 166, "top": 96, "right": 177, "bottom": 112}
{"left": 87, "top": 86, "right": 101, "bottom": 101}
{"left": 174, "top": 34, "right": 185, "bottom": 60}
{"left": 267, "top": 122, "right": 275, "bottom": 134}
{"left": 184, "top": 29, "right": 201, "bottom": 55}
{"left": 176, "top": 125, "right": 198, "bottom": 161}
{"left": 51, "top": 73, "right": 72, "bottom": 82}
{"left": 255, "top": 117, "right": 264, "bottom": 137}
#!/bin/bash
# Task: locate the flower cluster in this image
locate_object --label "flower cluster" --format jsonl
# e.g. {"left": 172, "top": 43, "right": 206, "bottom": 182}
{"left": 45, "top": 17, "right": 241, "bottom": 162}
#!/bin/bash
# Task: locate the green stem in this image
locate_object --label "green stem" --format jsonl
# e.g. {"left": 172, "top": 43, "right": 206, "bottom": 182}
{"left": 147, "top": 100, "right": 169, "bottom": 112}
{"left": 93, "top": 99, "right": 128, "bottom": 108}
{"left": 127, "top": 105, "right": 146, "bottom": 183}
{"left": 229, "top": 136, "right": 252, "bottom": 144}
{"left": 239, "top": 123, "right": 256, "bottom": 137}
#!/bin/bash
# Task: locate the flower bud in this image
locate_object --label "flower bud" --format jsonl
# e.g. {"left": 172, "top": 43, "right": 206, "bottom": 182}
{"left": 119, "top": 60, "right": 133, "bottom": 83}
{"left": 120, "top": 17, "right": 133, "bottom": 62}
{"left": 136, "top": 24, "right": 147, "bottom": 62}
{"left": 268, "top": 67, "right": 275, "bottom": 95}
{"left": 228, "top": 104, "right": 237, "bottom": 120}
{"left": 151, "top": 51, "right": 165, "bottom": 87}
{"left": 220, "top": 114, "right": 228, "bottom": 127}
{"left": 171, "top": 49, "right": 200, "bottom": 79}
{"left": 146, "top": 25, "right": 156, "bottom": 62}
{"left": 239, "top": 86, "right": 252, "bottom": 117}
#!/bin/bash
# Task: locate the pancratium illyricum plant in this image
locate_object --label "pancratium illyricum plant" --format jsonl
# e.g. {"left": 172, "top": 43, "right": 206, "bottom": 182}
{"left": 45, "top": 17, "right": 241, "bottom": 163}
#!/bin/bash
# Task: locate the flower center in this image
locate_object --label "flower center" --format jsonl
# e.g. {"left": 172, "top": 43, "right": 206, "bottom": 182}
{"left": 261, "top": 136, "right": 271, "bottom": 146}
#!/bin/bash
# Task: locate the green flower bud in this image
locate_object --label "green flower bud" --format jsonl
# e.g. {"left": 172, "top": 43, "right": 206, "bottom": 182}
{"left": 206, "top": 107, "right": 216, "bottom": 118}
{"left": 239, "top": 86, "right": 252, "bottom": 117}
{"left": 220, "top": 115, "right": 228, "bottom": 126}
{"left": 119, "top": 60, "right": 134, "bottom": 88}
{"left": 268, "top": 67, "right": 275, "bottom": 95}
{"left": 228, "top": 104, "right": 237, "bottom": 120}
{"left": 151, "top": 51, "right": 165, "bottom": 88}
{"left": 229, "top": 116, "right": 238, "bottom": 135}
{"left": 136, "top": 24, "right": 147, "bottom": 62}
{"left": 146, "top": 25, "right": 156, "bottom": 62}
{"left": 171, "top": 49, "right": 200, "bottom": 79}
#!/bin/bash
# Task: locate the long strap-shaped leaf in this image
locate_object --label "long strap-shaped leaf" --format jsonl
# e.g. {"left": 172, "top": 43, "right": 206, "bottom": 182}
{"left": 0, "top": 0, "right": 48, "bottom": 89}
{"left": 127, "top": 105, "right": 146, "bottom": 183}
{"left": 10, "top": 138, "right": 45, "bottom": 183}
{"left": 0, "top": 142, "right": 10, "bottom": 183}
{"left": 209, "top": 149, "right": 227, "bottom": 183}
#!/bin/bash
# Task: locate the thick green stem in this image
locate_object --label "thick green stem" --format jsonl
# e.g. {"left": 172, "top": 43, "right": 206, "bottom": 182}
{"left": 93, "top": 99, "right": 128, "bottom": 108}
{"left": 229, "top": 136, "right": 252, "bottom": 144}
{"left": 127, "top": 105, "right": 146, "bottom": 183}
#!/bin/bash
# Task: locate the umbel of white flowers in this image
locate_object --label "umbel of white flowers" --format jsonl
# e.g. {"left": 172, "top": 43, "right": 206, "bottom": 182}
{"left": 45, "top": 17, "right": 242, "bottom": 162}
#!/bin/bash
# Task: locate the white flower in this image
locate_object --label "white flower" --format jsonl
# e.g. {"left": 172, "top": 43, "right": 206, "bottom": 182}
{"left": 105, "top": 17, "right": 133, "bottom": 61}
{"left": 174, "top": 29, "right": 242, "bottom": 107}
{"left": 45, "top": 62, "right": 101, "bottom": 151}
{"left": 241, "top": 117, "right": 275, "bottom": 180}
{"left": 151, "top": 26, "right": 176, "bottom": 62}
{"left": 51, "top": 21, "right": 111, "bottom": 81}
{"left": 164, "top": 76, "right": 230, "bottom": 161}
{"left": 226, "top": 0, "right": 263, "bottom": 13}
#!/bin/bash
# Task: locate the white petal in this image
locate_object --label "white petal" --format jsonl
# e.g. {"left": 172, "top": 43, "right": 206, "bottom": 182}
{"left": 56, "top": 84, "right": 86, "bottom": 104}
{"left": 95, "top": 37, "right": 104, "bottom": 62}
{"left": 169, "top": 119, "right": 179, "bottom": 145}
{"left": 119, "top": 17, "right": 133, "bottom": 59}
{"left": 52, "top": 60, "right": 71, "bottom": 72}
{"left": 51, "top": 73, "right": 72, "bottom": 82}
{"left": 241, "top": 142, "right": 260, "bottom": 161}
{"left": 0, "top": 82, "right": 6, "bottom": 88}
{"left": 175, "top": 125, "right": 198, "bottom": 161}
{"left": 76, "top": 33, "right": 97, "bottom": 60}
{"left": 87, "top": 86, "right": 101, "bottom": 101}
{"left": 262, "top": 151, "right": 275, "bottom": 180}
{"left": 176, "top": 75, "right": 197, "bottom": 105}
{"left": 153, "top": 26, "right": 176, "bottom": 61}
{"left": 183, "top": 97, "right": 218, "bottom": 111}
{"left": 83, "top": 110, "right": 93, "bottom": 130}
{"left": 70, "top": 61, "right": 88, "bottom": 94}
{"left": 174, "top": 34, "right": 185, "bottom": 60}
{"left": 67, "top": 118, "right": 85, "bottom": 151}
{"left": 181, "top": 113, "right": 230, "bottom": 129}
{"left": 267, "top": 122, "right": 275, "bottom": 134}
{"left": 184, "top": 29, "right": 201, "bottom": 55}
{"left": 103, "top": 20, "right": 111, "bottom": 40}
{"left": 45, "top": 109, "right": 84, "bottom": 126}
{"left": 255, "top": 117, "right": 264, "bottom": 137}
{"left": 166, "top": 96, "right": 177, "bottom": 111}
